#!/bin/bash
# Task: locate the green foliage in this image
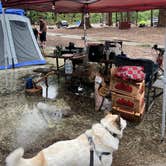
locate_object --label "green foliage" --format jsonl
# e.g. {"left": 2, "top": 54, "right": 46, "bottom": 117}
{"left": 138, "top": 10, "right": 159, "bottom": 22}
{"left": 111, "top": 10, "right": 159, "bottom": 24}
{"left": 57, "top": 13, "right": 82, "bottom": 24}
{"left": 90, "top": 13, "right": 102, "bottom": 23}
{"left": 138, "top": 20, "right": 147, "bottom": 24}
{"left": 138, "top": 20, "right": 147, "bottom": 26}
{"left": 26, "top": 11, "right": 55, "bottom": 24}
{"left": 26, "top": 10, "right": 159, "bottom": 26}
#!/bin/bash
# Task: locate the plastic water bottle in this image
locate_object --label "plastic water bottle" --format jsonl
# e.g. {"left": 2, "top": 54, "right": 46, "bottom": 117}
{"left": 65, "top": 59, "right": 73, "bottom": 74}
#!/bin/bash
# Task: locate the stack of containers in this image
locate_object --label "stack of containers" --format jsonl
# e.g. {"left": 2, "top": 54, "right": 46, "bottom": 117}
{"left": 110, "top": 67, "right": 145, "bottom": 121}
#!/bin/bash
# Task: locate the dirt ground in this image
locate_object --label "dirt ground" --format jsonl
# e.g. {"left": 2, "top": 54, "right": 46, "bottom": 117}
{"left": 47, "top": 26, "right": 165, "bottom": 60}
{"left": 0, "top": 26, "right": 166, "bottom": 166}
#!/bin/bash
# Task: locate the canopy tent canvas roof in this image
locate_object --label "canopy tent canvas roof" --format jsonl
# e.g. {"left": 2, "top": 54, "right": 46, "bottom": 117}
{"left": 1, "top": 0, "right": 166, "bottom": 13}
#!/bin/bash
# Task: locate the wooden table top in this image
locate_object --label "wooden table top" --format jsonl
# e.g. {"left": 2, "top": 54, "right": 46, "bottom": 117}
{"left": 60, "top": 53, "right": 86, "bottom": 60}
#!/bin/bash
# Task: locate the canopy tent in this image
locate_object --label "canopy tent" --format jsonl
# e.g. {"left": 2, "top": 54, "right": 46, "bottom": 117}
{"left": 1, "top": 0, "right": 166, "bottom": 141}
{"left": 1, "top": 0, "right": 166, "bottom": 12}
{"left": 0, "top": 2, "right": 46, "bottom": 69}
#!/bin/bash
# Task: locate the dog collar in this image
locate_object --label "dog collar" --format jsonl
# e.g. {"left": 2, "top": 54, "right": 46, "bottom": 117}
{"left": 100, "top": 123, "right": 118, "bottom": 138}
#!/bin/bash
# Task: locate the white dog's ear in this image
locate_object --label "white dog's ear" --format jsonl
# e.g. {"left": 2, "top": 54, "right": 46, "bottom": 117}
{"left": 6, "top": 148, "right": 24, "bottom": 166}
{"left": 92, "top": 124, "right": 119, "bottom": 151}
{"left": 115, "top": 115, "right": 121, "bottom": 131}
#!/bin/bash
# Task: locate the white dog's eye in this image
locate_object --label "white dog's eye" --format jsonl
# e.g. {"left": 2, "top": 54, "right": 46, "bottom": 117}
{"left": 113, "top": 133, "right": 117, "bottom": 137}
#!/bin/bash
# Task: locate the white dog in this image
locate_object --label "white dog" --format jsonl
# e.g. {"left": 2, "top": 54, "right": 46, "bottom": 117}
{"left": 6, "top": 113, "right": 126, "bottom": 166}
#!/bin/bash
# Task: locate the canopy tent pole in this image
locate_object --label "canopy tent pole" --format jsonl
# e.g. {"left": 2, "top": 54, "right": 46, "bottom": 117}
{"left": 79, "top": 0, "right": 100, "bottom": 61}
{"left": 2, "top": 7, "right": 9, "bottom": 88}
{"left": 161, "top": 33, "right": 166, "bottom": 141}
{"left": 2, "top": 8, "right": 8, "bottom": 69}
{"left": 83, "top": 5, "right": 88, "bottom": 54}
{"left": 2, "top": 7, "right": 16, "bottom": 69}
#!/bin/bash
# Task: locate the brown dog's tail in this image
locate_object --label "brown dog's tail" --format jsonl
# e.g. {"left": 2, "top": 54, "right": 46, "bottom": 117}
{"left": 6, "top": 148, "right": 24, "bottom": 166}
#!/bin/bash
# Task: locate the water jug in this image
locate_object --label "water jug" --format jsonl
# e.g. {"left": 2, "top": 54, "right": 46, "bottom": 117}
{"left": 65, "top": 59, "right": 73, "bottom": 74}
{"left": 25, "top": 77, "right": 33, "bottom": 89}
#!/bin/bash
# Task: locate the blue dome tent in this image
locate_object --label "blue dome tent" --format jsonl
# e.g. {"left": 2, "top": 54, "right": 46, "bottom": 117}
{"left": 0, "top": 2, "right": 2, "bottom": 12}
{"left": 0, "top": 2, "right": 25, "bottom": 15}
{"left": 5, "top": 9, "right": 25, "bottom": 15}
{"left": 0, "top": 2, "right": 46, "bottom": 69}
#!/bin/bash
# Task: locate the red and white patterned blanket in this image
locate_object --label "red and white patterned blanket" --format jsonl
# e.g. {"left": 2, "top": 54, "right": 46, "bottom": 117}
{"left": 115, "top": 66, "right": 145, "bottom": 81}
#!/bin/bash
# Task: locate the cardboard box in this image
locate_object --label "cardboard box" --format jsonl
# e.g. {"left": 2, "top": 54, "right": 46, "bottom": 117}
{"left": 110, "top": 68, "right": 145, "bottom": 97}
{"left": 112, "top": 91, "right": 145, "bottom": 113}
{"left": 112, "top": 103, "right": 145, "bottom": 122}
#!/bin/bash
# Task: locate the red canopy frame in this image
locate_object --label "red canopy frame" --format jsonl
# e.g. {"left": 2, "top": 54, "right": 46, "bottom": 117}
{"left": 1, "top": 0, "right": 166, "bottom": 12}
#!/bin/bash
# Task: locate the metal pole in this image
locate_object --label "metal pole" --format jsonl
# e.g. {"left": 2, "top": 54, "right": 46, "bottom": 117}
{"left": 2, "top": 7, "right": 15, "bottom": 68}
{"left": 2, "top": 8, "right": 8, "bottom": 69}
{"left": 83, "top": 11, "right": 87, "bottom": 48}
{"left": 161, "top": 34, "right": 166, "bottom": 141}
{"left": 2, "top": 8, "right": 9, "bottom": 89}
{"left": 83, "top": 7, "right": 87, "bottom": 53}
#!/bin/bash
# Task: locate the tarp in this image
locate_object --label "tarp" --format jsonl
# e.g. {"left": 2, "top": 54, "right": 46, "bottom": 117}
{"left": 5, "top": 9, "right": 25, "bottom": 15}
{"left": 0, "top": 2, "right": 25, "bottom": 15}
{"left": 0, "top": 2, "right": 2, "bottom": 11}
{"left": 1, "top": 0, "right": 166, "bottom": 13}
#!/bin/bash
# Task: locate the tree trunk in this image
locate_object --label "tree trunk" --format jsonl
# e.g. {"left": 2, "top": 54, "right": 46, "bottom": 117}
{"left": 79, "top": 13, "right": 91, "bottom": 29}
{"left": 115, "top": 12, "right": 118, "bottom": 27}
{"left": 127, "top": 12, "right": 130, "bottom": 22}
{"left": 106, "top": 12, "right": 112, "bottom": 26}
{"left": 54, "top": 13, "right": 57, "bottom": 23}
{"left": 136, "top": 11, "right": 138, "bottom": 26}
{"left": 158, "top": 9, "right": 166, "bottom": 27}
{"left": 120, "top": 12, "right": 123, "bottom": 22}
{"left": 102, "top": 13, "right": 105, "bottom": 24}
{"left": 150, "top": 10, "right": 153, "bottom": 27}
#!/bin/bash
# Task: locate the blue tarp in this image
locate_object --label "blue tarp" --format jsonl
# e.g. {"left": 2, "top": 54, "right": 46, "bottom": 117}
{"left": 0, "top": 2, "right": 25, "bottom": 15}
{"left": 0, "top": 60, "right": 46, "bottom": 70}
{"left": 0, "top": 3, "right": 2, "bottom": 12}
{"left": 5, "top": 9, "right": 25, "bottom": 15}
